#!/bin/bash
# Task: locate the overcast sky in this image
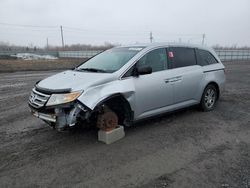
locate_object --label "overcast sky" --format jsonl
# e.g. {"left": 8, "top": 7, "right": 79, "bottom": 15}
{"left": 0, "top": 0, "right": 249, "bottom": 47}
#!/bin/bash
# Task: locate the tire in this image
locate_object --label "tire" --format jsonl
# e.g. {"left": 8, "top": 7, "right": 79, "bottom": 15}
{"left": 200, "top": 84, "right": 218, "bottom": 111}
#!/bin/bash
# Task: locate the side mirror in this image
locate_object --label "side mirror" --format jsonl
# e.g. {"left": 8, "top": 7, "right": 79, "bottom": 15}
{"left": 136, "top": 66, "right": 152, "bottom": 75}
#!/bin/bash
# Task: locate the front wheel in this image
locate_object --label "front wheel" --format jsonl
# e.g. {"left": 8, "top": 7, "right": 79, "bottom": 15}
{"left": 200, "top": 85, "right": 218, "bottom": 111}
{"left": 96, "top": 106, "right": 118, "bottom": 131}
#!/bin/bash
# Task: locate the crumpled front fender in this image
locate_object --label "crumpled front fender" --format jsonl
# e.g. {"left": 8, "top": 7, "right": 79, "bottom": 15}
{"left": 77, "top": 79, "right": 135, "bottom": 111}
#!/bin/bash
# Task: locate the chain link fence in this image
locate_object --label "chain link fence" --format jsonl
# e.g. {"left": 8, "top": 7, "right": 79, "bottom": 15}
{"left": 215, "top": 49, "right": 250, "bottom": 61}
{"left": 58, "top": 50, "right": 102, "bottom": 58}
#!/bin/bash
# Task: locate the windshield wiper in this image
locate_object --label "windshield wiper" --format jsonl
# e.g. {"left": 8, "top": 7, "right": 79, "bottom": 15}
{"left": 76, "top": 68, "right": 106, "bottom": 73}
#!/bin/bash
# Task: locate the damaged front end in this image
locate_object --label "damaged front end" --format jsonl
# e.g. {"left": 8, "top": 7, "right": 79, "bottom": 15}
{"left": 28, "top": 87, "right": 91, "bottom": 131}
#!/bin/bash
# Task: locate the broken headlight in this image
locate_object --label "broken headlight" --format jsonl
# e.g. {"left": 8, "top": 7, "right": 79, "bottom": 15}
{"left": 46, "top": 92, "right": 81, "bottom": 106}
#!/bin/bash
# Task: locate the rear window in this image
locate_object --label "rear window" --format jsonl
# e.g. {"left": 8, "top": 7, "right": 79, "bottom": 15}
{"left": 169, "top": 47, "right": 196, "bottom": 68}
{"left": 197, "top": 49, "right": 218, "bottom": 66}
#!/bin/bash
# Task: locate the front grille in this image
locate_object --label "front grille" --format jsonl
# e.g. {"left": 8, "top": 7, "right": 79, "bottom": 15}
{"left": 29, "top": 88, "right": 51, "bottom": 108}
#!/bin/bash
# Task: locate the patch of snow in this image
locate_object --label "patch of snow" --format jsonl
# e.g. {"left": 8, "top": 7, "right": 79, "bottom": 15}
{"left": 11, "top": 53, "right": 58, "bottom": 60}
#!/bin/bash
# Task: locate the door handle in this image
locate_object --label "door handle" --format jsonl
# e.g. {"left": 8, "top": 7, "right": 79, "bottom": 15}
{"left": 176, "top": 76, "right": 182, "bottom": 82}
{"left": 165, "top": 78, "right": 176, "bottom": 83}
{"left": 164, "top": 79, "right": 170, "bottom": 83}
{"left": 164, "top": 76, "right": 182, "bottom": 83}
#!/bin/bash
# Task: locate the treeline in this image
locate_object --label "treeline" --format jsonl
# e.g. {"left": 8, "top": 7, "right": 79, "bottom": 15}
{"left": 0, "top": 42, "right": 40, "bottom": 52}
{"left": 48, "top": 42, "right": 116, "bottom": 51}
{"left": 0, "top": 41, "right": 116, "bottom": 52}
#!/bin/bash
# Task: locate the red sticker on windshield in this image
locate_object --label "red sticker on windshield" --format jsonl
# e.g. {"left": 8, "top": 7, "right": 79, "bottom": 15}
{"left": 168, "top": 52, "right": 174, "bottom": 58}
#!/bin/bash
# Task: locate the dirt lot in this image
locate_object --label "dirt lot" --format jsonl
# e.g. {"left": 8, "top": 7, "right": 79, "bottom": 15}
{"left": 0, "top": 61, "right": 250, "bottom": 188}
{"left": 0, "top": 59, "right": 82, "bottom": 72}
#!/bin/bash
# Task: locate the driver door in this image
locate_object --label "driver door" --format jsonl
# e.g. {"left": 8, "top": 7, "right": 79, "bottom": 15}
{"left": 132, "top": 48, "right": 174, "bottom": 120}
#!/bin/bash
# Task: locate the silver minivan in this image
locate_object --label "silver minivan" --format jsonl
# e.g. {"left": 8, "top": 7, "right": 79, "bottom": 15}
{"left": 28, "top": 43, "right": 225, "bottom": 131}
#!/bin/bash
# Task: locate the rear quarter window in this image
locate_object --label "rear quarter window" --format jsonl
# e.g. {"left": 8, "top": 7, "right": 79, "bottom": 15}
{"left": 196, "top": 49, "right": 218, "bottom": 66}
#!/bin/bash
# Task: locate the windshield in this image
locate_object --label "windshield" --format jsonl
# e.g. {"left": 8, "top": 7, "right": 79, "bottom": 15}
{"left": 76, "top": 47, "right": 144, "bottom": 73}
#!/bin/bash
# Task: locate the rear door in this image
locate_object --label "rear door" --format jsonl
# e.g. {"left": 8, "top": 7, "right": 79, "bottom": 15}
{"left": 167, "top": 47, "right": 203, "bottom": 104}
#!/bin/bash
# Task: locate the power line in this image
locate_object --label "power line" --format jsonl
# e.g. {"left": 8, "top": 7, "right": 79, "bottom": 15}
{"left": 0, "top": 22, "right": 204, "bottom": 38}
{"left": 63, "top": 30, "right": 147, "bottom": 37}
{"left": 0, "top": 21, "right": 207, "bottom": 46}
{"left": 0, "top": 22, "right": 58, "bottom": 28}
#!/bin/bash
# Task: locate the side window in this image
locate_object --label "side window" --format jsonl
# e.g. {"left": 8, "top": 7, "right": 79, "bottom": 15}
{"left": 137, "top": 48, "right": 167, "bottom": 73}
{"left": 169, "top": 47, "right": 196, "bottom": 68}
{"left": 122, "top": 66, "right": 135, "bottom": 78}
{"left": 197, "top": 49, "right": 218, "bottom": 65}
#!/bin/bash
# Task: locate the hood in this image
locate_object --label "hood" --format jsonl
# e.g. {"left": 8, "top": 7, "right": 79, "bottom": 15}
{"left": 37, "top": 70, "right": 114, "bottom": 92}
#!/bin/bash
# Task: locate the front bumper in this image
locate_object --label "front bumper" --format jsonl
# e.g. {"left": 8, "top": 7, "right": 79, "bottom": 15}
{"left": 29, "top": 101, "right": 90, "bottom": 130}
{"left": 28, "top": 86, "right": 91, "bottom": 130}
{"left": 31, "top": 109, "right": 56, "bottom": 123}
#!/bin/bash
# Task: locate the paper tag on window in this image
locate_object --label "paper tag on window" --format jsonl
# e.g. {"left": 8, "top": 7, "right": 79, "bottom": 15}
{"left": 168, "top": 52, "right": 174, "bottom": 58}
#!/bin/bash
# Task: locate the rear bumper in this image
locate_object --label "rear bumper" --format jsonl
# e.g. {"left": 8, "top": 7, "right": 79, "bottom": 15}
{"left": 218, "top": 75, "right": 226, "bottom": 96}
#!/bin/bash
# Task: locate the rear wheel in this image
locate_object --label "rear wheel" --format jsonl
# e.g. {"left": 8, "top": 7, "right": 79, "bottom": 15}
{"left": 200, "top": 84, "right": 218, "bottom": 111}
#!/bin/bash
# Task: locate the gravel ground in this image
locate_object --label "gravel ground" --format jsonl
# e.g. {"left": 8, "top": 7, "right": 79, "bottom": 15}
{"left": 0, "top": 61, "right": 249, "bottom": 188}
{"left": 0, "top": 59, "right": 82, "bottom": 72}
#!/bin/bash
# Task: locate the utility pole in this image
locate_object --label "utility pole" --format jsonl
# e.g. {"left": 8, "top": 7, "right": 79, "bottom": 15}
{"left": 60, "top": 25, "right": 65, "bottom": 49}
{"left": 46, "top": 37, "right": 49, "bottom": 49}
{"left": 150, "top": 31, "right": 153, "bottom": 43}
{"left": 202, "top": 34, "right": 205, "bottom": 45}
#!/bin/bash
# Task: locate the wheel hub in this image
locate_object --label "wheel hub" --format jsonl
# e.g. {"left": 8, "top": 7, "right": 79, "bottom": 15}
{"left": 204, "top": 88, "right": 215, "bottom": 108}
{"left": 97, "top": 109, "right": 118, "bottom": 131}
